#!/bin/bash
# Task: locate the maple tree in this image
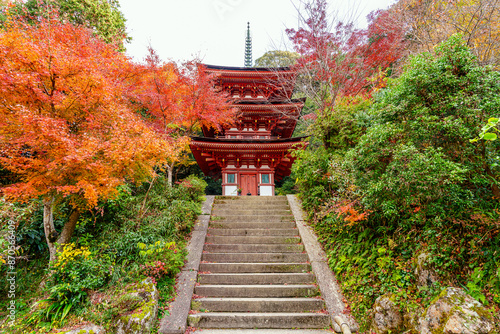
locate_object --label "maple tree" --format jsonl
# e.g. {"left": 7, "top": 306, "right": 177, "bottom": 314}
{"left": 131, "top": 48, "right": 235, "bottom": 186}
{"left": 0, "top": 19, "right": 164, "bottom": 263}
{"left": 397, "top": 0, "right": 500, "bottom": 67}
{"left": 286, "top": 0, "right": 406, "bottom": 117}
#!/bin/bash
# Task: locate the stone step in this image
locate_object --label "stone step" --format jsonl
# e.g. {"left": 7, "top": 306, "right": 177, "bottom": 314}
{"left": 205, "top": 236, "right": 301, "bottom": 244}
{"left": 195, "top": 285, "right": 319, "bottom": 298}
{"left": 210, "top": 215, "right": 294, "bottom": 223}
{"left": 212, "top": 204, "right": 291, "bottom": 210}
{"left": 213, "top": 200, "right": 289, "bottom": 204}
{"left": 198, "top": 273, "right": 316, "bottom": 285}
{"left": 212, "top": 201, "right": 289, "bottom": 207}
{"left": 209, "top": 221, "right": 296, "bottom": 229}
{"left": 212, "top": 209, "right": 292, "bottom": 216}
{"left": 207, "top": 228, "right": 298, "bottom": 236}
{"left": 202, "top": 252, "right": 308, "bottom": 263}
{"left": 203, "top": 244, "right": 304, "bottom": 253}
{"left": 190, "top": 330, "right": 333, "bottom": 334}
{"left": 187, "top": 312, "right": 331, "bottom": 329}
{"left": 215, "top": 197, "right": 288, "bottom": 202}
{"left": 199, "top": 263, "right": 311, "bottom": 273}
{"left": 192, "top": 297, "right": 325, "bottom": 312}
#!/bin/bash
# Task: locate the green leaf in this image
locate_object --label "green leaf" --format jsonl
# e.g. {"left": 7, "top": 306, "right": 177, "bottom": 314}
{"left": 61, "top": 303, "right": 72, "bottom": 321}
{"left": 487, "top": 117, "right": 499, "bottom": 124}
{"left": 483, "top": 132, "right": 497, "bottom": 141}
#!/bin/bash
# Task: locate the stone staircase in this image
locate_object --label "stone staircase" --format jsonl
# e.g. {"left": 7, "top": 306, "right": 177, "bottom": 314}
{"left": 187, "top": 196, "right": 331, "bottom": 330}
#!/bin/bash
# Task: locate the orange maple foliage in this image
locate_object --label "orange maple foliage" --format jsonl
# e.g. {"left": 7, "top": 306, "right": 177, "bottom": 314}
{"left": 336, "top": 200, "right": 370, "bottom": 226}
{"left": 0, "top": 19, "right": 165, "bottom": 261}
{"left": 130, "top": 48, "right": 235, "bottom": 185}
{"left": 133, "top": 48, "right": 235, "bottom": 134}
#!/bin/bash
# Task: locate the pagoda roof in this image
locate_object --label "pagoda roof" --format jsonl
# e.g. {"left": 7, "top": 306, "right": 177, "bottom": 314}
{"left": 190, "top": 136, "right": 307, "bottom": 144}
{"left": 203, "top": 64, "right": 297, "bottom": 80}
{"left": 233, "top": 97, "right": 306, "bottom": 106}
{"left": 189, "top": 136, "right": 307, "bottom": 181}
{"left": 201, "top": 98, "right": 305, "bottom": 139}
{"left": 202, "top": 64, "right": 297, "bottom": 101}
{"left": 204, "top": 64, "right": 294, "bottom": 72}
{"left": 234, "top": 99, "right": 304, "bottom": 114}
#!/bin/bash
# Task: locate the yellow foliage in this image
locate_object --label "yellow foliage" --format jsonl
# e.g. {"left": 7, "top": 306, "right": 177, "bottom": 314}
{"left": 53, "top": 243, "right": 91, "bottom": 269}
{"left": 397, "top": 0, "right": 500, "bottom": 66}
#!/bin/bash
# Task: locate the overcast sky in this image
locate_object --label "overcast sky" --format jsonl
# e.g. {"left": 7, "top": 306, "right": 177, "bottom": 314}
{"left": 119, "top": 0, "right": 394, "bottom": 66}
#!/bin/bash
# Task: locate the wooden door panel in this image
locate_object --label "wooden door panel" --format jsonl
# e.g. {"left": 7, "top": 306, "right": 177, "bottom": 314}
{"left": 241, "top": 174, "right": 257, "bottom": 196}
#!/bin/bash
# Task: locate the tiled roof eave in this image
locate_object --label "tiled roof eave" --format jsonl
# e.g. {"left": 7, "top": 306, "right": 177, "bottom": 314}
{"left": 190, "top": 140, "right": 305, "bottom": 151}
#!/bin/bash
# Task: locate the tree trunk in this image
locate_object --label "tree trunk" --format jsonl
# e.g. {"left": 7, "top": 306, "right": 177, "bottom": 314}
{"left": 167, "top": 163, "right": 174, "bottom": 187}
{"left": 43, "top": 196, "right": 57, "bottom": 264}
{"left": 57, "top": 208, "right": 80, "bottom": 245}
{"left": 139, "top": 175, "right": 157, "bottom": 220}
{"left": 43, "top": 196, "right": 80, "bottom": 264}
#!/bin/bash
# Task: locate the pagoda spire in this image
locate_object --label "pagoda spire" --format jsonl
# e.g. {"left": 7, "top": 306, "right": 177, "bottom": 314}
{"left": 244, "top": 22, "right": 252, "bottom": 67}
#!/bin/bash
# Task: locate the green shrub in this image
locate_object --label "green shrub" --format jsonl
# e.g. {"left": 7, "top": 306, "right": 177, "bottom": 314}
{"left": 49, "top": 243, "right": 113, "bottom": 301}
{"left": 275, "top": 176, "right": 297, "bottom": 195}
{"left": 348, "top": 141, "right": 470, "bottom": 228}
{"left": 312, "top": 95, "right": 370, "bottom": 151}
{"left": 1, "top": 172, "right": 209, "bottom": 332}
{"left": 27, "top": 244, "right": 114, "bottom": 326}
{"left": 138, "top": 240, "right": 185, "bottom": 284}
{"left": 292, "top": 146, "right": 334, "bottom": 214}
{"left": 180, "top": 174, "right": 208, "bottom": 202}
{"left": 293, "top": 35, "right": 500, "bottom": 330}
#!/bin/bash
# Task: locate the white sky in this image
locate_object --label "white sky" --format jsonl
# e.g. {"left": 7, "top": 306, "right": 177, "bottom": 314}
{"left": 119, "top": 0, "right": 394, "bottom": 66}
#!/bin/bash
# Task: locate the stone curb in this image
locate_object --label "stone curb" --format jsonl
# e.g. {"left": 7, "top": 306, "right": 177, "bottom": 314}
{"left": 159, "top": 195, "right": 215, "bottom": 334}
{"left": 287, "top": 195, "right": 360, "bottom": 333}
{"left": 192, "top": 331, "right": 333, "bottom": 334}
{"left": 201, "top": 195, "right": 215, "bottom": 215}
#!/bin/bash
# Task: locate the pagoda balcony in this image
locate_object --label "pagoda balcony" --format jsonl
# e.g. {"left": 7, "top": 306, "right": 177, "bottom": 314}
{"left": 217, "top": 135, "right": 283, "bottom": 140}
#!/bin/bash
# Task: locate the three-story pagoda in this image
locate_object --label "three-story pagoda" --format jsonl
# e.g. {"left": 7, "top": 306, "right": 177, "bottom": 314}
{"left": 190, "top": 65, "right": 306, "bottom": 196}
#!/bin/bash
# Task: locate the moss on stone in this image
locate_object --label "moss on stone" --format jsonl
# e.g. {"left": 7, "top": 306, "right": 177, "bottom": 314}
{"left": 284, "top": 237, "right": 298, "bottom": 244}
{"left": 210, "top": 223, "right": 226, "bottom": 228}
{"left": 109, "top": 277, "right": 158, "bottom": 334}
{"left": 418, "top": 287, "right": 496, "bottom": 334}
{"left": 191, "top": 300, "right": 202, "bottom": 311}
{"left": 187, "top": 314, "right": 201, "bottom": 326}
{"left": 470, "top": 304, "right": 495, "bottom": 321}
{"left": 115, "top": 294, "right": 143, "bottom": 312}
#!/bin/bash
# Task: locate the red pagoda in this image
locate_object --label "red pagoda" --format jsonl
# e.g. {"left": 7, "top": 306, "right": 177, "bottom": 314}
{"left": 189, "top": 65, "right": 306, "bottom": 196}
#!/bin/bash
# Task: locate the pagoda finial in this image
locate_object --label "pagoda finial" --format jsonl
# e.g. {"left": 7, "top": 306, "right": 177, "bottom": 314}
{"left": 244, "top": 22, "right": 252, "bottom": 67}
